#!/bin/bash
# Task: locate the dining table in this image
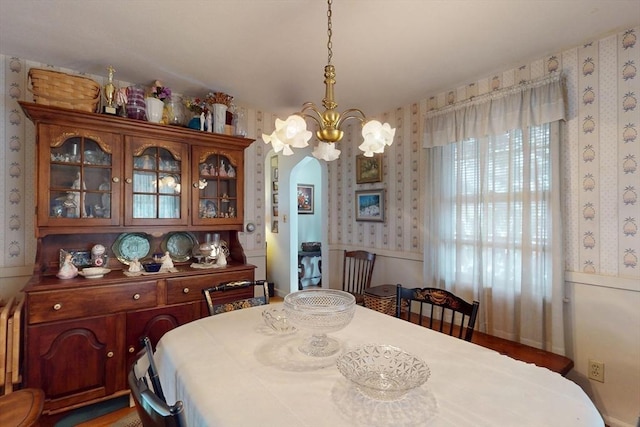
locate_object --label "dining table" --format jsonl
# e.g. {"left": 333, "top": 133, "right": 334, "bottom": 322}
{"left": 154, "top": 302, "right": 603, "bottom": 427}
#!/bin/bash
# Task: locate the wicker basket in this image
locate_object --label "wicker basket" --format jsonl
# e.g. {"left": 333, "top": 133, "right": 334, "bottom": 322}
{"left": 28, "top": 68, "right": 101, "bottom": 112}
{"left": 363, "top": 293, "right": 397, "bottom": 316}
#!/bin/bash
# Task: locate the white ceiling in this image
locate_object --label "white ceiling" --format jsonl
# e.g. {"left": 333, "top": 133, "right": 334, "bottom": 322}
{"left": 1, "top": 0, "right": 638, "bottom": 116}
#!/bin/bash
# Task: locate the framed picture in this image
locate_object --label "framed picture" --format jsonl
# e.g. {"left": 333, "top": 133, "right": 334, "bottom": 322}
{"left": 356, "top": 154, "right": 383, "bottom": 184}
{"left": 272, "top": 220, "right": 279, "bottom": 233}
{"left": 272, "top": 205, "right": 279, "bottom": 217}
{"left": 272, "top": 193, "right": 279, "bottom": 204}
{"left": 355, "top": 189, "right": 385, "bottom": 222}
{"left": 297, "top": 184, "right": 314, "bottom": 214}
{"left": 272, "top": 181, "right": 278, "bottom": 191}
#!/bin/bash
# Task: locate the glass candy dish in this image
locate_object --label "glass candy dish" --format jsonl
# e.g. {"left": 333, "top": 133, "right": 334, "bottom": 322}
{"left": 262, "top": 307, "right": 296, "bottom": 335}
{"left": 336, "top": 344, "right": 431, "bottom": 401}
{"left": 283, "top": 289, "right": 355, "bottom": 357}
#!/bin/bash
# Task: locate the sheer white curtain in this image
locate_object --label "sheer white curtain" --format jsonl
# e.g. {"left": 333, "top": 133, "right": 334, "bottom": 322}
{"left": 423, "top": 74, "right": 566, "bottom": 353}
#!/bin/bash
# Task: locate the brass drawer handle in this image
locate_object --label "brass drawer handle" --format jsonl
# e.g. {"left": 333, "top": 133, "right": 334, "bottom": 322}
{"left": 133, "top": 293, "right": 141, "bottom": 300}
{"left": 183, "top": 287, "right": 190, "bottom": 294}
{"left": 53, "top": 303, "right": 62, "bottom": 311}
{"left": 128, "top": 346, "right": 135, "bottom": 353}
{"left": 125, "top": 178, "right": 132, "bottom": 184}
{"left": 107, "top": 351, "right": 114, "bottom": 358}
{"left": 112, "top": 177, "right": 120, "bottom": 183}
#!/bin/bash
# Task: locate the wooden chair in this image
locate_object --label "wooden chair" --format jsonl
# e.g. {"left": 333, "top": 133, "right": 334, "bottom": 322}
{"left": 202, "top": 280, "right": 270, "bottom": 316}
{"left": 0, "top": 388, "right": 45, "bottom": 427}
{"left": 128, "top": 337, "right": 186, "bottom": 427}
{"left": 342, "top": 250, "right": 376, "bottom": 305}
{"left": 396, "top": 285, "right": 480, "bottom": 341}
{"left": 140, "top": 336, "right": 165, "bottom": 403}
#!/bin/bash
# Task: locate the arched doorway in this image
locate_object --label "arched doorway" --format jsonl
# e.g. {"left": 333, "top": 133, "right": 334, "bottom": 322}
{"left": 265, "top": 152, "right": 328, "bottom": 296}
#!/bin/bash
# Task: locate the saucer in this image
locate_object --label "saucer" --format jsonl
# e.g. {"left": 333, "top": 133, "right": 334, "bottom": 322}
{"left": 78, "top": 268, "right": 111, "bottom": 279}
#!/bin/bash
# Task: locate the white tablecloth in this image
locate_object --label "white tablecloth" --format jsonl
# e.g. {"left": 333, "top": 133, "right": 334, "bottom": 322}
{"left": 155, "top": 303, "right": 603, "bottom": 427}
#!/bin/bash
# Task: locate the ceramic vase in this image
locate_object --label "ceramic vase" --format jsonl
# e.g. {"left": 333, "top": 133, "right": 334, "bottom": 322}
{"left": 145, "top": 97, "right": 164, "bottom": 123}
{"left": 125, "top": 86, "right": 147, "bottom": 120}
{"left": 213, "top": 103, "right": 227, "bottom": 133}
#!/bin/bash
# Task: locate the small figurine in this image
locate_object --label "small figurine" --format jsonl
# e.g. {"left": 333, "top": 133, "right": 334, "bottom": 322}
{"left": 200, "top": 112, "right": 205, "bottom": 131}
{"left": 129, "top": 257, "right": 142, "bottom": 273}
{"left": 70, "top": 171, "right": 87, "bottom": 218}
{"left": 216, "top": 250, "right": 227, "bottom": 267}
{"left": 206, "top": 111, "right": 213, "bottom": 133}
{"left": 57, "top": 253, "right": 78, "bottom": 279}
{"left": 161, "top": 251, "right": 174, "bottom": 270}
{"left": 227, "top": 164, "right": 236, "bottom": 178}
{"left": 219, "top": 160, "right": 227, "bottom": 177}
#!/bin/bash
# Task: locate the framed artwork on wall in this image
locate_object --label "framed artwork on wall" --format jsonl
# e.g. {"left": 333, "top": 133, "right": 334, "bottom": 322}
{"left": 272, "top": 220, "right": 279, "bottom": 233}
{"left": 356, "top": 154, "right": 383, "bottom": 184}
{"left": 355, "top": 189, "right": 385, "bottom": 222}
{"left": 297, "top": 184, "right": 314, "bottom": 214}
{"left": 272, "top": 205, "right": 278, "bottom": 217}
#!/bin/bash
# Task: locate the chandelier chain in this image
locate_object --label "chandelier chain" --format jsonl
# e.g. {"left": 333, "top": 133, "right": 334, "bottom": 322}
{"left": 327, "top": 0, "right": 333, "bottom": 64}
{"left": 262, "top": 0, "right": 394, "bottom": 161}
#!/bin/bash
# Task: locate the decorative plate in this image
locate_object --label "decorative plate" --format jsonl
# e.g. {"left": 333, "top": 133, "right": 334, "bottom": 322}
{"left": 161, "top": 232, "right": 198, "bottom": 262}
{"left": 219, "top": 239, "right": 230, "bottom": 258}
{"left": 59, "top": 249, "right": 92, "bottom": 268}
{"left": 112, "top": 232, "right": 151, "bottom": 265}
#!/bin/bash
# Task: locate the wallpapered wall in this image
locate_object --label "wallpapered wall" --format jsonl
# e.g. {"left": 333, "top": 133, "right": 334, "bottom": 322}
{"left": 323, "top": 26, "right": 639, "bottom": 281}
{"left": 0, "top": 26, "right": 638, "bottom": 295}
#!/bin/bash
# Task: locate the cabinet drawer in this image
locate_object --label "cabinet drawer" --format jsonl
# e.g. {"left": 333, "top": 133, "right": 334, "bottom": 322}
{"left": 167, "top": 271, "right": 254, "bottom": 304}
{"left": 28, "top": 281, "right": 158, "bottom": 324}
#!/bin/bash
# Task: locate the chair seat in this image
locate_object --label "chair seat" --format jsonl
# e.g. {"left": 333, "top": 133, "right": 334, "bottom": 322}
{"left": 352, "top": 292, "right": 365, "bottom": 305}
{"left": 0, "top": 388, "right": 45, "bottom": 427}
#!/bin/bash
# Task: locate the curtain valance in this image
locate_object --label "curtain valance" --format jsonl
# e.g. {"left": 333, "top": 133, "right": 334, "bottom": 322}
{"left": 423, "top": 73, "right": 566, "bottom": 148}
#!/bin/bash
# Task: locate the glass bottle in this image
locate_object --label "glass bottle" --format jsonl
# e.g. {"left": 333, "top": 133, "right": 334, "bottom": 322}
{"left": 166, "top": 95, "right": 186, "bottom": 126}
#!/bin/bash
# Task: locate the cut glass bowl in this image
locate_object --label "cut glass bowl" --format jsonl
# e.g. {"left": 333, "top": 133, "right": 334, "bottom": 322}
{"left": 283, "top": 289, "right": 355, "bottom": 357}
{"left": 336, "top": 344, "right": 431, "bottom": 401}
{"left": 262, "top": 307, "right": 296, "bottom": 334}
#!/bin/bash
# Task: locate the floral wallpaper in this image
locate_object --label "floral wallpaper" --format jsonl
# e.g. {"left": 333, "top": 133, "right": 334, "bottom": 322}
{"left": 572, "top": 29, "right": 639, "bottom": 276}
{"left": 325, "top": 26, "right": 639, "bottom": 280}
{"left": 1, "top": 26, "right": 639, "bottom": 297}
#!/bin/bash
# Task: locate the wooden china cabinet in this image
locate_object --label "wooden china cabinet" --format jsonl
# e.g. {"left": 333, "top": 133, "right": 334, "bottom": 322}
{"left": 19, "top": 101, "right": 256, "bottom": 419}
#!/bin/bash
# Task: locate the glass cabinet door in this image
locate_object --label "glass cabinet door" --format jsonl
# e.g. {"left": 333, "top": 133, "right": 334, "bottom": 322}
{"left": 39, "top": 125, "right": 121, "bottom": 226}
{"left": 125, "top": 137, "right": 189, "bottom": 226}
{"left": 192, "top": 147, "right": 243, "bottom": 226}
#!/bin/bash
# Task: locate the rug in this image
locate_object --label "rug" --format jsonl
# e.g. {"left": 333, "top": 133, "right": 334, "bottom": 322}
{"left": 110, "top": 411, "right": 141, "bottom": 427}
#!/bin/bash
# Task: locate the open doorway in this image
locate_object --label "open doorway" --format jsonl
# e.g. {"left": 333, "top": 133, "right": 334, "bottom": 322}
{"left": 293, "top": 157, "right": 323, "bottom": 290}
{"left": 265, "top": 152, "right": 327, "bottom": 297}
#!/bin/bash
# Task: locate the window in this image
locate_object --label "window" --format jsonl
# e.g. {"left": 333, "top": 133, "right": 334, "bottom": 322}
{"left": 425, "top": 122, "right": 562, "bottom": 349}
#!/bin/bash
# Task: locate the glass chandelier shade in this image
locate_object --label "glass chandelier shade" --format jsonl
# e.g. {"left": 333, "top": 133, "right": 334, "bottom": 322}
{"left": 262, "top": 0, "right": 395, "bottom": 161}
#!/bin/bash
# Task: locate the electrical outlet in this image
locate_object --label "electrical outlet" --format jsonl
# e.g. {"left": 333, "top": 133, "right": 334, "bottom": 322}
{"left": 588, "top": 359, "right": 605, "bottom": 383}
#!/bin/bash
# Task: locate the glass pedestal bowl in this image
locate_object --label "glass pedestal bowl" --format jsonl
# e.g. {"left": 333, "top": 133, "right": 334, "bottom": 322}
{"left": 283, "top": 289, "right": 355, "bottom": 357}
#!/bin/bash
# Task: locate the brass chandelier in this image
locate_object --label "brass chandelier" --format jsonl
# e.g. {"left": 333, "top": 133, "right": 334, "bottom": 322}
{"left": 262, "top": 0, "right": 395, "bottom": 161}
